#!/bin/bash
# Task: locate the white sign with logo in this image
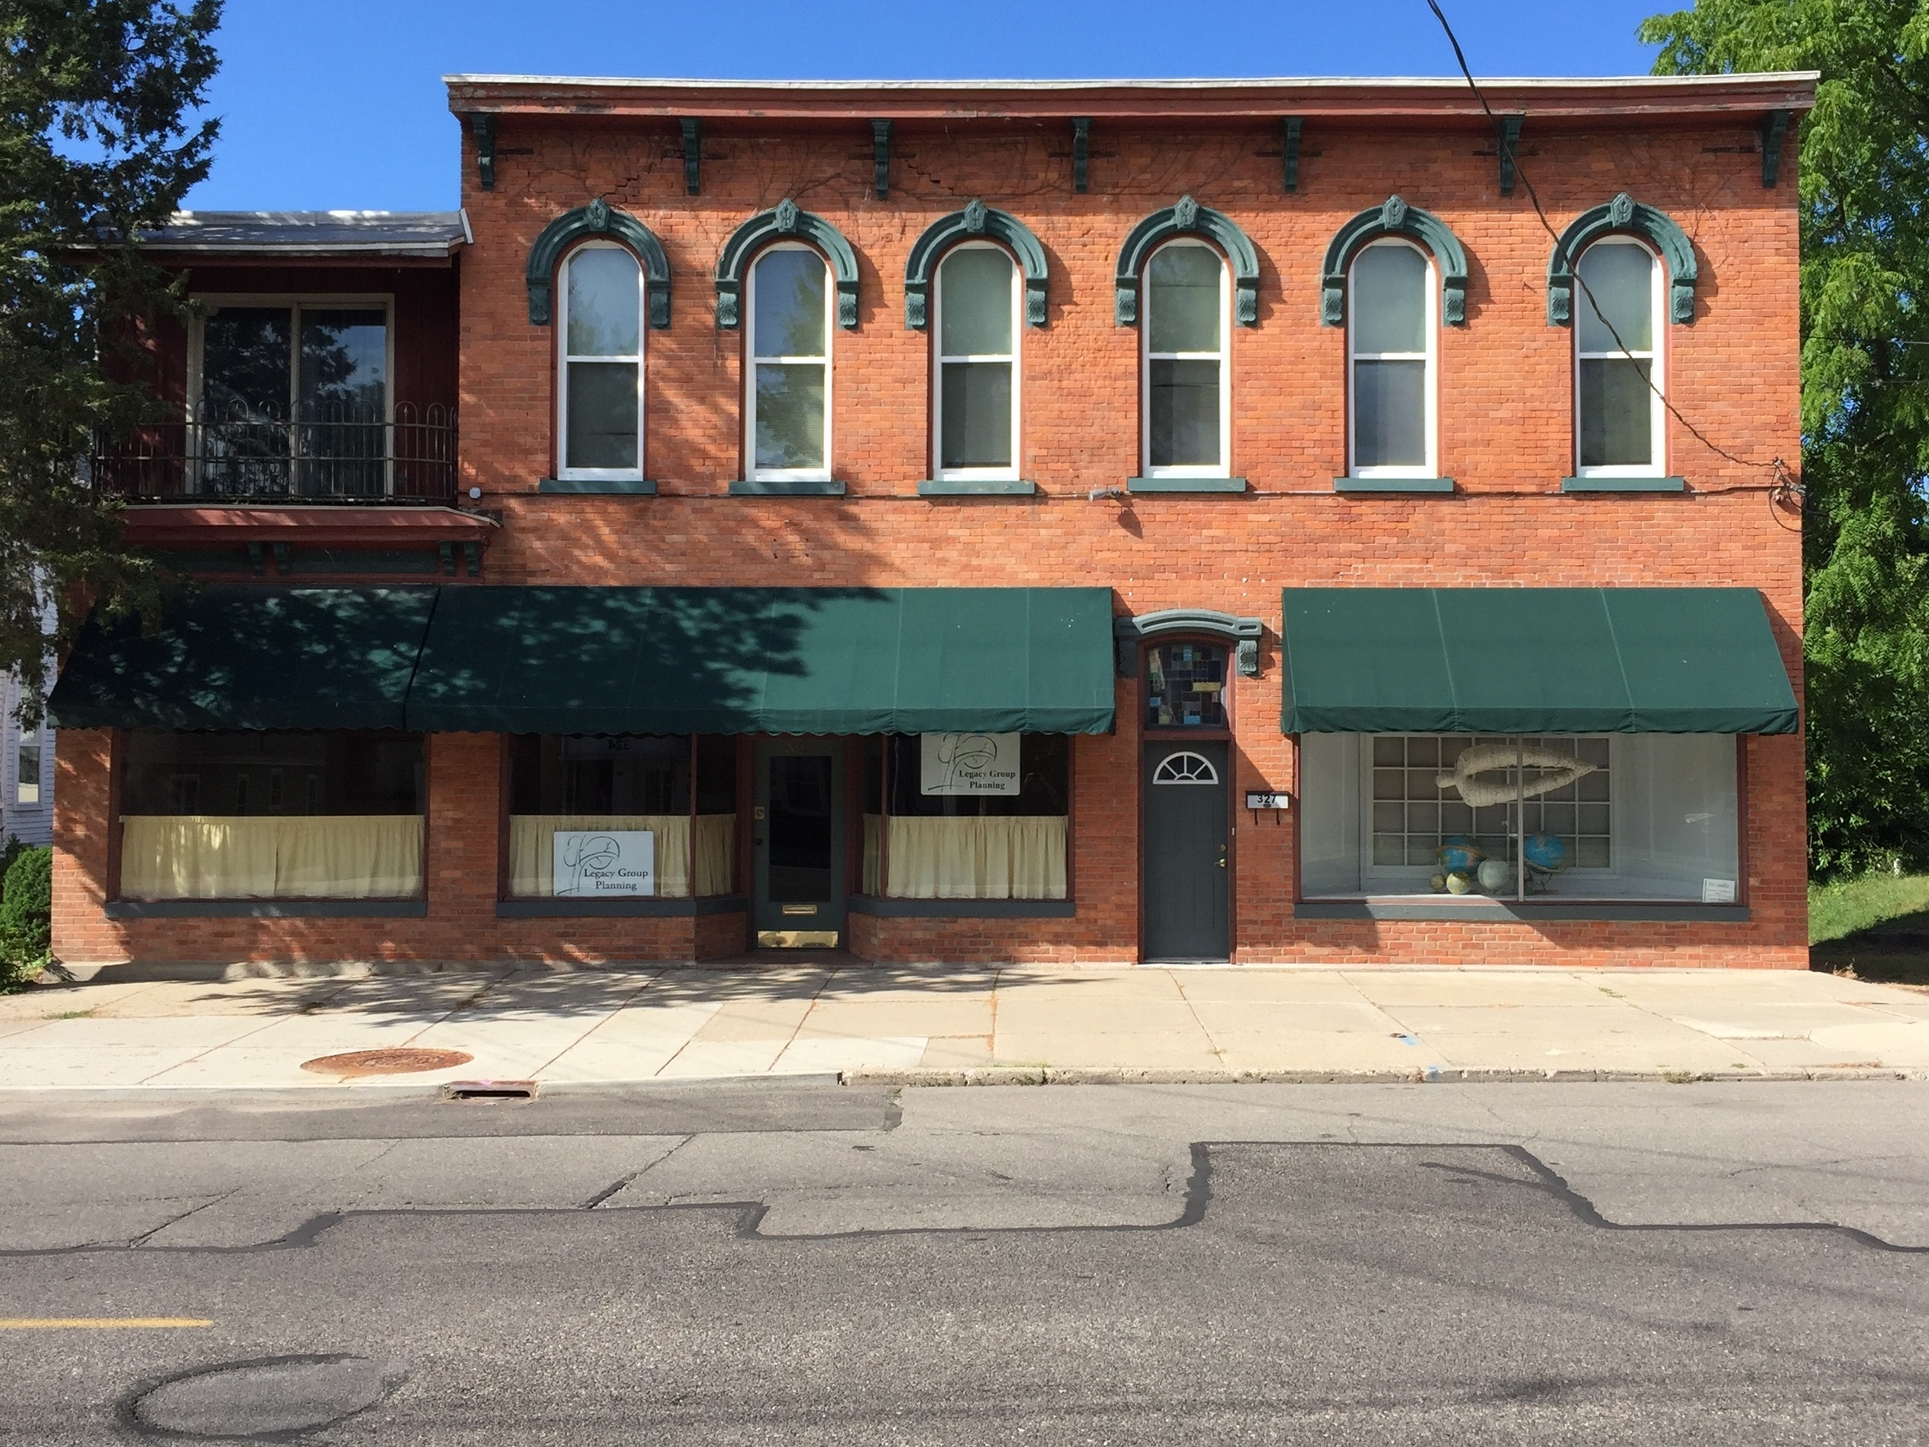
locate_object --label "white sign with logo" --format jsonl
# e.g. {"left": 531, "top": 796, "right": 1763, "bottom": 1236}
{"left": 921, "top": 732, "right": 1021, "bottom": 796}
{"left": 554, "top": 830, "right": 656, "bottom": 896}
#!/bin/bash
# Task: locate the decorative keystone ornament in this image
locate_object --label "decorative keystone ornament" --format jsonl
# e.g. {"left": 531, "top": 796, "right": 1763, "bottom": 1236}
{"left": 1380, "top": 194, "right": 1409, "bottom": 229}
{"left": 963, "top": 198, "right": 988, "bottom": 234}
{"left": 774, "top": 198, "right": 801, "bottom": 233}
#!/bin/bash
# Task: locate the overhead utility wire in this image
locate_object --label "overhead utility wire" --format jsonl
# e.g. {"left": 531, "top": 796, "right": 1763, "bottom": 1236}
{"left": 1424, "top": 0, "right": 1797, "bottom": 507}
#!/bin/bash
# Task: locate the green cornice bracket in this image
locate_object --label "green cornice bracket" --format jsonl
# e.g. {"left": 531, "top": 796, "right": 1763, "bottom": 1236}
{"left": 1282, "top": 117, "right": 1302, "bottom": 193}
{"left": 1115, "top": 196, "right": 1261, "bottom": 327}
{"left": 872, "top": 119, "right": 892, "bottom": 200}
{"left": 681, "top": 119, "right": 701, "bottom": 196}
{"left": 1321, "top": 195, "right": 1469, "bottom": 327}
{"left": 904, "top": 200, "right": 1049, "bottom": 328}
{"left": 526, "top": 198, "right": 673, "bottom": 329}
{"left": 1760, "top": 109, "right": 1790, "bottom": 188}
{"left": 1498, "top": 114, "right": 1524, "bottom": 197}
{"left": 470, "top": 114, "right": 497, "bottom": 192}
{"left": 714, "top": 200, "right": 861, "bottom": 329}
{"left": 1546, "top": 192, "right": 1697, "bottom": 326}
{"left": 1072, "top": 118, "right": 1090, "bottom": 193}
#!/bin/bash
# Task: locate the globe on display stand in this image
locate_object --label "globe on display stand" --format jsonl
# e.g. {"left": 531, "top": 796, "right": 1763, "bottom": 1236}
{"left": 1435, "top": 837, "right": 1483, "bottom": 873}
{"left": 1476, "top": 858, "right": 1512, "bottom": 893}
{"left": 1523, "top": 832, "right": 1568, "bottom": 892}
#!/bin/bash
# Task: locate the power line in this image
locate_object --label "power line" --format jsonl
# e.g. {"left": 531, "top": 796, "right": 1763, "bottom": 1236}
{"left": 1425, "top": 0, "right": 1794, "bottom": 503}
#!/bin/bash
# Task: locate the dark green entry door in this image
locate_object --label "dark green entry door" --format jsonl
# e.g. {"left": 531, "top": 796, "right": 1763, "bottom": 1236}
{"left": 753, "top": 737, "right": 845, "bottom": 948}
{"left": 1143, "top": 742, "right": 1230, "bottom": 961}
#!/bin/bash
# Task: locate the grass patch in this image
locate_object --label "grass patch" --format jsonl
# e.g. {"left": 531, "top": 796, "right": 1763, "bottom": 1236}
{"left": 45, "top": 1009, "right": 92, "bottom": 1020}
{"left": 1811, "top": 873, "right": 1929, "bottom": 944}
{"left": 1809, "top": 872, "right": 1929, "bottom": 988}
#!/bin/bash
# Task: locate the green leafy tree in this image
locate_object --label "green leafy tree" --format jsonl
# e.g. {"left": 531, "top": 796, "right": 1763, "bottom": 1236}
{"left": 0, "top": 1, "right": 221, "bottom": 721}
{"left": 1642, "top": 0, "right": 1929, "bottom": 877}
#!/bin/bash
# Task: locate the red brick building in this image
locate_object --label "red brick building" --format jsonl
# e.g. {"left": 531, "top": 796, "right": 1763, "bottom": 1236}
{"left": 50, "top": 73, "right": 1815, "bottom": 971}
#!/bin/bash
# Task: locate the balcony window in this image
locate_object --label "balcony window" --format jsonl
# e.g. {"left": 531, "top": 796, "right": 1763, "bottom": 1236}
{"left": 15, "top": 722, "right": 40, "bottom": 807}
{"left": 89, "top": 298, "right": 453, "bottom": 504}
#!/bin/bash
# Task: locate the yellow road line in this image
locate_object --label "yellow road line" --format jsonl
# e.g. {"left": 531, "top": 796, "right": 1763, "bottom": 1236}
{"left": 0, "top": 1318, "right": 212, "bottom": 1329}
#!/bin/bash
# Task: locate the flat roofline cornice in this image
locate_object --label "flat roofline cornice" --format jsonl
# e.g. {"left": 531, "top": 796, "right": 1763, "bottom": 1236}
{"left": 444, "top": 72, "right": 1818, "bottom": 121}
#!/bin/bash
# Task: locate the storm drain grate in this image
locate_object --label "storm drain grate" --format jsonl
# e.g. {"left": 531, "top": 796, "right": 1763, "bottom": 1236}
{"left": 443, "top": 1079, "right": 539, "bottom": 1101}
{"left": 299, "top": 1048, "right": 474, "bottom": 1078}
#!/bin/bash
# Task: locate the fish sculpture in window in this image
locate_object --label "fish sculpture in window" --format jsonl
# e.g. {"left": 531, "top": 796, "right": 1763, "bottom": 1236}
{"left": 1433, "top": 743, "right": 1598, "bottom": 809}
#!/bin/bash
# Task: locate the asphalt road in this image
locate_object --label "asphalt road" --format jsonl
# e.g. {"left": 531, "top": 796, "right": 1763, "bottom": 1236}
{"left": 2, "top": 1081, "right": 1926, "bottom": 1445}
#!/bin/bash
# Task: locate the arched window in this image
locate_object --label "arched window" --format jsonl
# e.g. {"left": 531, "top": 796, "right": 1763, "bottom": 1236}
{"left": 1574, "top": 238, "right": 1664, "bottom": 477}
{"left": 1348, "top": 240, "right": 1435, "bottom": 478}
{"left": 747, "top": 244, "right": 832, "bottom": 481}
{"left": 558, "top": 242, "right": 644, "bottom": 479}
{"left": 933, "top": 243, "right": 1019, "bottom": 481}
{"left": 1143, "top": 241, "right": 1230, "bottom": 479}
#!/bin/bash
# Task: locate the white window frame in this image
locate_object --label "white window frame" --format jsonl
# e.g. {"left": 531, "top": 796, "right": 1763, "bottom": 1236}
{"left": 556, "top": 241, "right": 647, "bottom": 483}
{"left": 14, "top": 719, "right": 41, "bottom": 808}
{"left": 931, "top": 241, "right": 1022, "bottom": 483}
{"left": 1140, "top": 239, "right": 1232, "bottom": 480}
{"left": 1346, "top": 238, "right": 1438, "bottom": 480}
{"left": 1573, "top": 237, "right": 1667, "bottom": 480}
{"left": 745, "top": 242, "right": 834, "bottom": 483}
{"left": 186, "top": 294, "right": 396, "bottom": 494}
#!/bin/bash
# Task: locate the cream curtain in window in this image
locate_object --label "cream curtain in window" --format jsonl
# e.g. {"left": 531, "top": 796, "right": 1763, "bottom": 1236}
{"left": 884, "top": 816, "right": 1066, "bottom": 900}
{"left": 508, "top": 814, "right": 737, "bottom": 898}
{"left": 120, "top": 816, "right": 423, "bottom": 900}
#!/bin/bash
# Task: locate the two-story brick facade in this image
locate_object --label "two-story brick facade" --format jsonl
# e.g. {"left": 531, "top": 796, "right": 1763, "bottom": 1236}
{"left": 49, "top": 73, "right": 1814, "bottom": 971}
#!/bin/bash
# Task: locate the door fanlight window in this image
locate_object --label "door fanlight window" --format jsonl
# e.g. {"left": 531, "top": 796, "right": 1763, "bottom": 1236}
{"left": 1154, "top": 751, "right": 1219, "bottom": 785}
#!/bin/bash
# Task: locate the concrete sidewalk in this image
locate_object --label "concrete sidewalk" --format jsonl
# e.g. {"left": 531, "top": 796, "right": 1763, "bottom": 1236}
{"left": 3, "top": 964, "right": 1928, "bottom": 1092}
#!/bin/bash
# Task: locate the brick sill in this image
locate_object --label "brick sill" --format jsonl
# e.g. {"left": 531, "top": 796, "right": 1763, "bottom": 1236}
{"left": 1126, "top": 476, "right": 1247, "bottom": 494}
{"left": 1560, "top": 476, "right": 1688, "bottom": 493}
{"left": 727, "top": 478, "right": 846, "bottom": 496}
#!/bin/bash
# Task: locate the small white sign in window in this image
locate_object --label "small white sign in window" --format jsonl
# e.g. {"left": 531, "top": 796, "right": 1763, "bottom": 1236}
{"left": 554, "top": 830, "right": 655, "bottom": 897}
{"left": 921, "top": 732, "right": 1020, "bottom": 795}
{"left": 1701, "top": 878, "right": 1738, "bottom": 904}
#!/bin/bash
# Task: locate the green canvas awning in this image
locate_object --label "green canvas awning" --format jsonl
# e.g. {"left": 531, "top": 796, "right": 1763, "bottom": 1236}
{"left": 1280, "top": 587, "right": 1800, "bottom": 734}
{"left": 405, "top": 586, "right": 1117, "bottom": 735}
{"left": 49, "top": 586, "right": 438, "bottom": 732}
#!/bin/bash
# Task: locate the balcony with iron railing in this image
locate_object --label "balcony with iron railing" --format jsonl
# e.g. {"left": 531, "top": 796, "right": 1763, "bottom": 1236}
{"left": 94, "top": 401, "right": 458, "bottom": 505}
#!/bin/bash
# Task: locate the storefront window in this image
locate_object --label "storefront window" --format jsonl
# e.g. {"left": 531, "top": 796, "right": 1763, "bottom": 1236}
{"left": 506, "top": 734, "right": 736, "bottom": 898}
{"left": 1299, "top": 733, "right": 1738, "bottom": 902}
{"left": 119, "top": 731, "right": 424, "bottom": 900}
{"left": 1146, "top": 642, "right": 1227, "bottom": 729}
{"left": 862, "top": 733, "right": 1070, "bottom": 900}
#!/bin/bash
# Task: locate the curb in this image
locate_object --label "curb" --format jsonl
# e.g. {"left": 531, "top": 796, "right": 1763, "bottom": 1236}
{"left": 839, "top": 1065, "right": 1929, "bottom": 1087}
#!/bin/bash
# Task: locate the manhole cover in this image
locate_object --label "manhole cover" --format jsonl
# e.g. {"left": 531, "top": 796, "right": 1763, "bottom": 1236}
{"left": 300, "top": 1047, "right": 472, "bottom": 1078}
{"left": 131, "top": 1354, "right": 390, "bottom": 1436}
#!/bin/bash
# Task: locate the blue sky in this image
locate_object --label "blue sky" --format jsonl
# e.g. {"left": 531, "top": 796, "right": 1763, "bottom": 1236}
{"left": 184, "top": 0, "right": 1671, "bottom": 210}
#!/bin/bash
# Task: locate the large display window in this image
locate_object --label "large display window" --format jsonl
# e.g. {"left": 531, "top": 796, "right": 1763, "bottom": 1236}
{"left": 1300, "top": 733, "right": 1739, "bottom": 903}
{"left": 119, "top": 730, "right": 424, "bottom": 900}
{"left": 506, "top": 734, "right": 736, "bottom": 898}
{"left": 862, "top": 733, "right": 1070, "bottom": 900}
